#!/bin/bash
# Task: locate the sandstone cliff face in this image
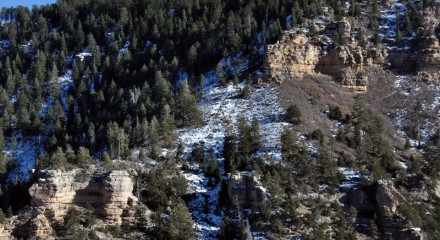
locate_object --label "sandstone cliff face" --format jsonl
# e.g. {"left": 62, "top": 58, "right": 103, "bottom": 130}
{"left": 264, "top": 33, "right": 320, "bottom": 82}
{"left": 264, "top": 20, "right": 368, "bottom": 91}
{"left": 345, "top": 181, "right": 424, "bottom": 240}
{"left": 387, "top": 35, "right": 440, "bottom": 82}
{"left": 433, "top": 181, "right": 440, "bottom": 199}
{"left": 29, "top": 169, "right": 137, "bottom": 222}
{"left": 227, "top": 171, "right": 267, "bottom": 210}
{"left": 264, "top": 22, "right": 440, "bottom": 88}
{"left": 417, "top": 47, "right": 440, "bottom": 81}
{"left": 0, "top": 169, "right": 143, "bottom": 239}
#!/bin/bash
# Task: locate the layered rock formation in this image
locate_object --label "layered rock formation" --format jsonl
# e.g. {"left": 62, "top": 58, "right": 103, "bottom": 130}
{"left": 0, "top": 168, "right": 142, "bottom": 239}
{"left": 264, "top": 33, "right": 320, "bottom": 82}
{"left": 385, "top": 34, "right": 440, "bottom": 82}
{"left": 264, "top": 20, "right": 440, "bottom": 88}
{"left": 227, "top": 171, "right": 267, "bottom": 210}
{"left": 29, "top": 169, "right": 137, "bottom": 222}
{"left": 264, "top": 19, "right": 369, "bottom": 91}
{"left": 417, "top": 36, "right": 440, "bottom": 81}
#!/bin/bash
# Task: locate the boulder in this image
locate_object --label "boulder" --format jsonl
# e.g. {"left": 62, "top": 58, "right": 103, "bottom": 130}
{"left": 397, "top": 228, "right": 424, "bottom": 240}
{"left": 346, "top": 188, "right": 367, "bottom": 210}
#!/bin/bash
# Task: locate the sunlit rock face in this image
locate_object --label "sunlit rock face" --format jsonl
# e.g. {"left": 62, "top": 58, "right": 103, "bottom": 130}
{"left": 29, "top": 169, "right": 137, "bottom": 222}
{"left": 264, "top": 20, "right": 368, "bottom": 92}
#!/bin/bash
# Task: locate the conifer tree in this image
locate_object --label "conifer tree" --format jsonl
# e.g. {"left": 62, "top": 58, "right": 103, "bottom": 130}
{"left": 175, "top": 80, "right": 201, "bottom": 127}
{"left": 160, "top": 104, "right": 175, "bottom": 145}
{"left": 281, "top": 127, "right": 298, "bottom": 160}
{"left": 149, "top": 115, "right": 160, "bottom": 145}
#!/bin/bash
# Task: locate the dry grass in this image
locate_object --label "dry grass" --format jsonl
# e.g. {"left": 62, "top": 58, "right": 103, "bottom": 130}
{"left": 275, "top": 67, "right": 414, "bottom": 160}
{"left": 277, "top": 74, "right": 357, "bottom": 135}
{"left": 275, "top": 65, "right": 440, "bottom": 166}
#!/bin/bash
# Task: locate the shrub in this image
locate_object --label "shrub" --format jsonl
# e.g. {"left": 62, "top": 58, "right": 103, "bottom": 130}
{"left": 310, "top": 129, "right": 324, "bottom": 144}
{"left": 286, "top": 104, "right": 302, "bottom": 124}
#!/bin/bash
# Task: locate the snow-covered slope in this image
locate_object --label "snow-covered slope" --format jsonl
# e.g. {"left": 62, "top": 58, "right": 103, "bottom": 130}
{"left": 177, "top": 79, "right": 285, "bottom": 239}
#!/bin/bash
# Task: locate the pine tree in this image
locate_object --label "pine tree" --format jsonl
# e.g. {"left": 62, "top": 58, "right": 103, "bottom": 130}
{"left": 216, "top": 63, "right": 227, "bottom": 87}
{"left": 175, "top": 80, "right": 201, "bottom": 127}
{"left": 76, "top": 147, "right": 91, "bottom": 167}
{"left": 160, "top": 104, "right": 175, "bottom": 145}
{"left": 251, "top": 117, "right": 261, "bottom": 152}
{"left": 281, "top": 127, "right": 298, "bottom": 160}
{"left": 51, "top": 147, "right": 68, "bottom": 169}
{"left": 412, "top": 101, "right": 424, "bottom": 147}
{"left": 238, "top": 117, "right": 252, "bottom": 155}
{"left": 158, "top": 201, "right": 197, "bottom": 240}
{"left": 149, "top": 115, "right": 160, "bottom": 145}
{"left": 153, "top": 70, "right": 172, "bottom": 111}
{"left": 405, "top": 13, "right": 413, "bottom": 36}
{"left": 396, "top": 28, "right": 403, "bottom": 47}
{"left": 223, "top": 131, "right": 236, "bottom": 174}
{"left": 205, "top": 148, "right": 221, "bottom": 185}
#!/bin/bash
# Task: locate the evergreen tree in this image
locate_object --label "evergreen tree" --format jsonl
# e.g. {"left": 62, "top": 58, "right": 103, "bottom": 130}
{"left": 157, "top": 201, "right": 197, "bottom": 240}
{"left": 149, "top": 115, "right": 160, "bottom": 146}
{"left": 160, "top": 104, "right": 175, "bottom": 145}
{"left": 396, "top": 28, "right": 403, "bottom": 47}
{"left": 223, "top": 131, "right": 236, "bottom": 174}
{"left": 175, "top": 80, "right": 201, "bottom": 127}
{"left": 281, "top": 127, "right": 298, "bottom": 160}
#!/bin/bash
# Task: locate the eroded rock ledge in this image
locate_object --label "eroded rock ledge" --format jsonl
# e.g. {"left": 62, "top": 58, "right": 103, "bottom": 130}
{"left": 264, "top": 19, "right": 368, "bottom": 91}
{"left": 264, "top": 19, "right": 440, "bottom": 91}
{"left": 29, "top": 169, "right": 137, "bottom": 222}
{"left": 0, "top": 168, "right": 143, "bottom": 239}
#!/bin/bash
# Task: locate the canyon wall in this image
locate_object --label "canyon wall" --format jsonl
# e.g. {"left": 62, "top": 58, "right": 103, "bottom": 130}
{"left": 264, "top": 21, "right": 440, "bottom": 90}
{"left": 0, "top": 168, "right": 142, "bottom": 239}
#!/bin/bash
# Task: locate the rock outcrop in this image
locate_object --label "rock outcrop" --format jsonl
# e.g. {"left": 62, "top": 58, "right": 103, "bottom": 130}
{"left": 264, "top": 33, "right": 320, "bottom": 82}
{"left": 29, "top": 169, "right": 137, "bottom": 222}
{"left": 417, "top": 47, "right": 440, "bottom": 81}
{"left": 433, "top": 181, "right": 440, "bottom": 199}
{"left": 227, "top": 171, "right": 267, "bottom": 210}
{"left": 264, "top": 20, "right": 368, "bottom": 91}
{"left": 375, "top": 180, "right": 405, "bottom": 213}
{"left": 264, "top": 21, "right": 440, "bottom": 88}
{"left": 344, "top": 181, "right": 424, "bottom": 240}
{"left": 388, "top": 34, "right": 440, "bottom": 82}
{"left": 0, "top": 168, "right": 144, "bottom": 240}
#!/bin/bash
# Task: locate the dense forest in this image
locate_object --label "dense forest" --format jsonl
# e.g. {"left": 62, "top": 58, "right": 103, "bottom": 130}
{"left": 0, "top": 0, "right": 287, "bottom": 170}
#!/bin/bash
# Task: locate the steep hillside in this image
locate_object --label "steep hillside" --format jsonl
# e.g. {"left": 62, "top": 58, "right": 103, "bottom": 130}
{"left": 0, "top": 0, "right": 439, "bottom": 239}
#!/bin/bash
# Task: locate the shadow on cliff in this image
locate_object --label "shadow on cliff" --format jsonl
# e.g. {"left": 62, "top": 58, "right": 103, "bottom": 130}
{"left": 0, "top": 180, "right": 34, "bottom": 216}
{"left": 72, "top": 173, "right": 108, "bottom": 211}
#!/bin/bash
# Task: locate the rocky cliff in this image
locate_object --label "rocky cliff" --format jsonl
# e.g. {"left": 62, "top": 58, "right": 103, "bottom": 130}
{"left": 264, "top": 19, "right": 369, "bottom": 91}
{"left": 29, "top": 169, "right": 138, "bottom": 222}
{"left": 264, "top": 21, "right": 440, "bottom": 89}
{"left": 0, "top": 168, "right": 143, "bottom": 239}
{"left": 345, "top": 180, "right": 424, "bottom": 240}
{"left": 264, "top": 33, "right": 321, "bottom": 82}
{"left": 389, "top": 35, "right": 440, "bottom": 81}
